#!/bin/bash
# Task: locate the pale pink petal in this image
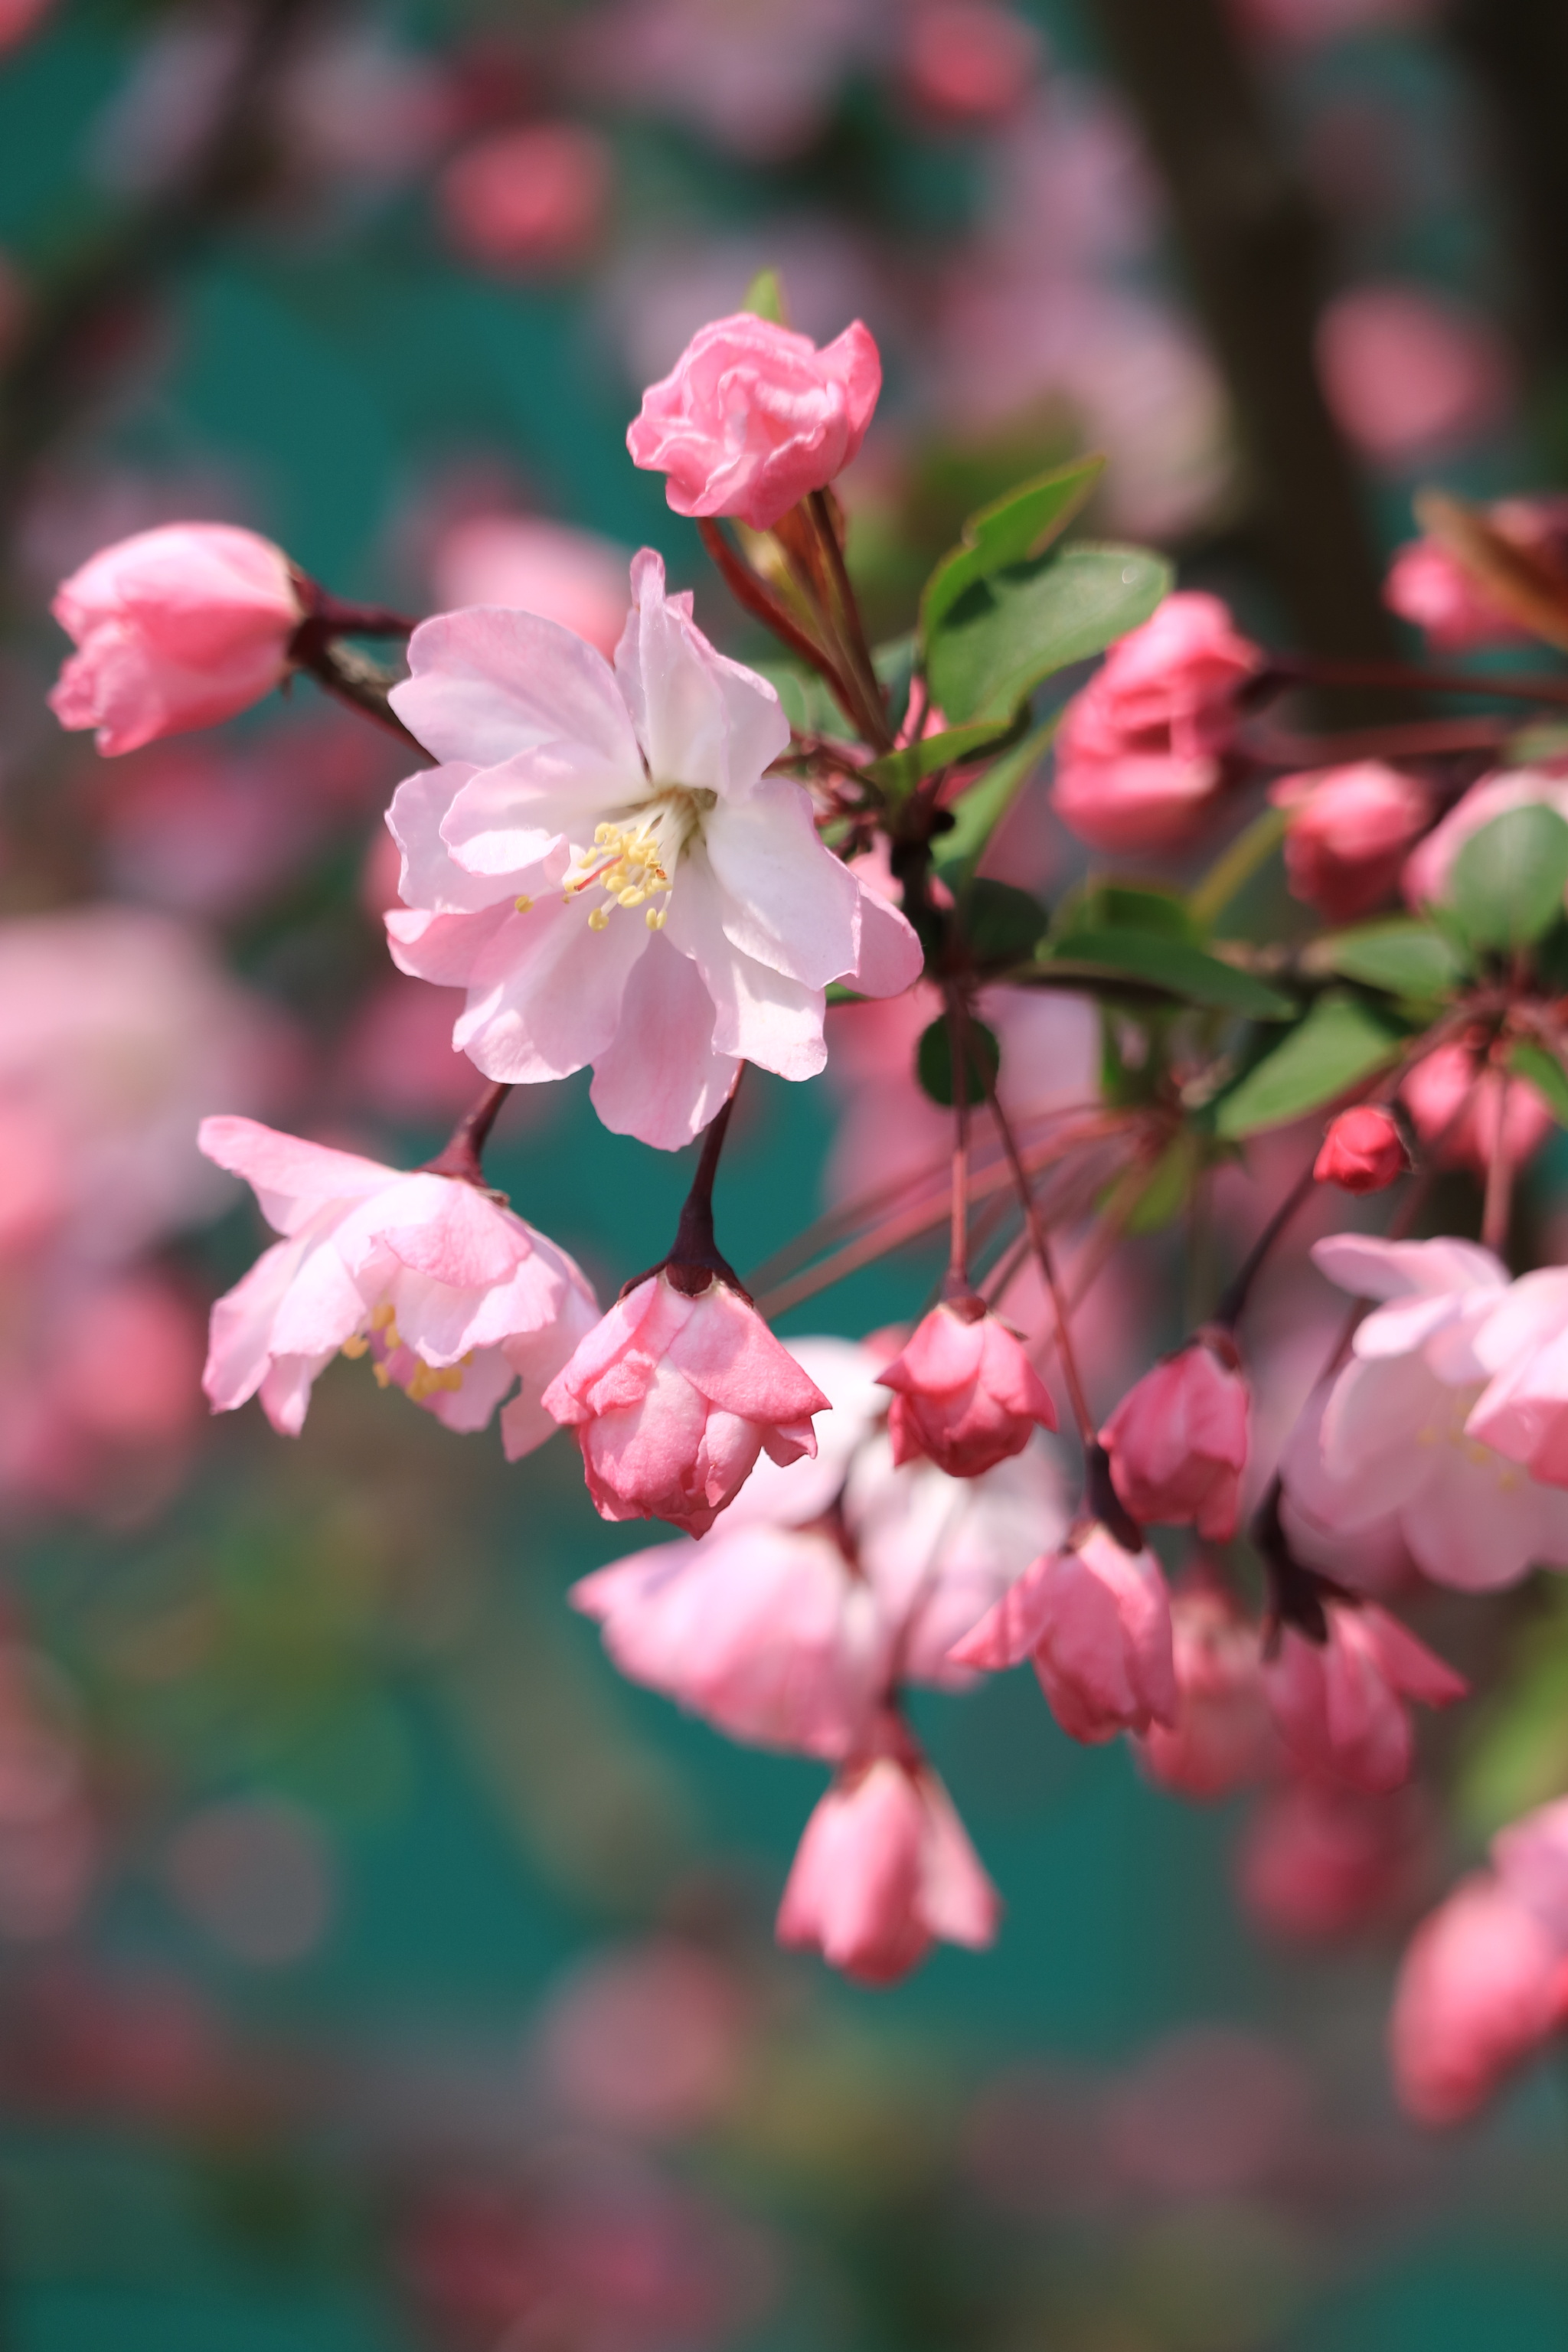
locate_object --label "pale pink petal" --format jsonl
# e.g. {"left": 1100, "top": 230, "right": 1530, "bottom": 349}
{"left": 851, "top": 881, "right": 923, "bottom": 996}
{"left": 1312, "top": 1231, "right": 1506, "bottom": 1302}
{"left": 703, "top": 779, "right": 861, "bottom": 987}
{"left": 386, "top": 764, "right": 501, "bottom": 913}
{"left": 616, "top": 548, "right": 789, "bottom": 796}
{"left": 440, "top": 740, "right": 641, "bottom": 876}
{"left": 203, "top": 1233, "right": 310, "bottom": 1411}
{"left": 453, "top": 887, "right": 651, "bottom": 1083}
{"left": 586, "top": 928, "right": 737, "bottom": 1149}
{"left": 384, "top": 901, "right": 511, "bottom": 989}
{"left": 198, "top": 1116, "right": 392, "bottom": 1234}
{"left": 390, "top": 605, "right": 643, "bottom": 771}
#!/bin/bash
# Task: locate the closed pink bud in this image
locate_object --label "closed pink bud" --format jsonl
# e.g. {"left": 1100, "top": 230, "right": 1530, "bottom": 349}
{"left": 1262, "top": 1601, "right": 1466, "bottom": 1795}
{"left": 1099, "top": 1332, "right": 1249, "bottom": 1543}
{"left": 951, "top": 1522, "right": 1178, "bottom": 1745}
{"left": 626, "top": 312, "right": 881, "bottom": 533}
{"left": 1401, "top": 1039, "right": 1557, "bottom": 1181}
{"left": 776, "top": 1726, "right": 1000, "bottom": 1985}
{"left": 1384, "top": 499, "right": 1568, "bottom": 653}
{"left": 1135, "top": 1582, "right": 1276, "bottom": 1800}
{"left": 541, "top": 1272, "right": 830, "bottom": 1537}
{"left": 49, "top": 524, "right": 302, "bottom": 756}
{"left": 1314, "top": 1105, "right": 1409, "bottom": 1195}
{"left": 876, "top": 1298, "right": 1055, "bottom": 1478}
{"left": 1390, "top": 1873, "right": 1568, "bottom": 2125}
{"left": 1238, "top": 1779, "right": 1434, "bottom": 1944}
{"left": 1050, "top": 591, "right": 1262, "bottom": 852}
{"left": 1272, "top": 760, "right": 1432, "bottom": 923}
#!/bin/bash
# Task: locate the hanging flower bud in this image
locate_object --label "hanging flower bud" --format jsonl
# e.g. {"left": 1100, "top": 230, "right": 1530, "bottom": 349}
{"left": 1313, "top": 1106, "right": 1409, "bottom": 1195}
{"left": 1099, "top": 1330, "right": 1250, "bottom": 1543}
{"left": 875, "top": 1297, "right": 1056, "bottom": 1479}
{"left": 1272, "top": 761, "right": 1432, "bottom": 923}
{"left": 49, "top": 524, "right": 302, "bottom": 756}
{"left": 1135, "top": 1580, "right": 1276, "bottom": 1799}
{"left": 950, "top": 1522, "right": 1178, "bottom": 1745}
{"left": 1262, "top": 1599, "right": 1466, "bottom": 1795}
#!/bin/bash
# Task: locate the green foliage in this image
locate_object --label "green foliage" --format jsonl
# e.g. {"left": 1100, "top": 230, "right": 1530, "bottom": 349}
{"left": 926, "top": 544, "right": 1172, "bottom": 727}
{"left": 1067, "top": 882, "right": 1201, "bottom": 942}
{"left": 756, "top": 660, "right": 841, "bottom": 736}
{"left": 1043, "top": 926, "right": 1295, "bottom": 1019}
{"left": 1305, "top": 918, "right": 1467, "bottom": 1001}
{"left": 929, "top": 722, "right": 1057, "bottom": 894}
{"left": 1449, "top": 805, "right": 1568, "bottom": 952}
{"left": 920, "top": 456, "right": 1104, "bottom": 644}
{"left": 1125, "top": 1134, "right": 1200, "bottom": 1234}
{"left": 864, "top": 716, "right": 1022, "bottom": 801}
{"left": 963, "top": 879, "right": 1050, "bottom": 965}
{"left": 1508, "top": 1038, "right": 1568, "bottom": 1125}
{"left": 917, "top": 1014, "right": 1000, "bottom": 1106}
{"left": 1215, "top": 992, "right": 1400, "bottom": 1137}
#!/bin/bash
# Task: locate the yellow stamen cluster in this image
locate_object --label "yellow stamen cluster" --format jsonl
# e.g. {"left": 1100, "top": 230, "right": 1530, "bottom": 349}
{"left": 342, "top": 1302, "right": 470, "bottom": 1402}
{"left": 566, "top": 817, "right": 674, "bottom": 934}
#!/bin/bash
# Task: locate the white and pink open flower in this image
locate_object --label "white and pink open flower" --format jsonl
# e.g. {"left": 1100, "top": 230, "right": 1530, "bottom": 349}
{"left": 384, "top": 550, "right": 920, "bottom": 1150}
{"left": 199, "top": 1116, "right": 598, "bottom": 1451}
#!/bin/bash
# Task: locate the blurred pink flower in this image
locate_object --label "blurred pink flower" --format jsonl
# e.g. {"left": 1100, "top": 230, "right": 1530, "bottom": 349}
{"left": 877, "top": 1299, "right": 1055, "bottom": 1478}
{"left": 1272, "top": 760, "right": 1432, "bottom": 923}
{"left": 1400, "top": 1038, "right": 1557, "bottom": 1181}
{"left": 201, "top": 1116, "right": 598, "bottom": 1447}
{"left": 335, "top": 974, "right": 490, "bottom": 1124}
{"left": 1403, "top": 767, "right": 1568, "bottom": 915}
{"left": 628, "top": 313, "right": 881, "bottom": 532}
{"left": 1238, "top": 1776, "right": 1435, "bottom": 1942}
{"left": 1316, "top": 285, "right": 1513, "bottom": 469}
{"left": 1051, "top": 591, "right": 1262, "bottom": 851}
{"left": 0, "top": 0, "right": 52, "bottom": 53}
{"left": 439, "top": 123, "right": 612, "bottom": 275}
{"left": 535, "top": 1940, "right": 750, "bottom": 2137}
{"left": 568, "top": 0, "right": 871, "bottom": 158}
{"left": 1100, "top": 1331, "right": 1250, "bottom": 1542}
{"left": 1383, "top": 499, "right": 1568, "bottom": 652}
{"left": 1313, "top": 1105, "right": 1408, "bottom": 1195}
{"left": 49, "top": 524, "right": 301, "bottom": 756}
{"left": 1135, "top": 1579, "right": 1276, "bottom": 1798}
{"left": 1101, "top": 2026, "right": 1309, "bottom": 2199}
{"left": 1262, "top": 1600, "right": 1465, "bottom": 1794}
{"left": 430, "top": 514, "right": 632, "bottom": 661}
{"left": 897, "top": 2, "right": 1044, "bottom": 127}
{"left": 952, "top": 1521, "right": 1178, "bottom": 1744}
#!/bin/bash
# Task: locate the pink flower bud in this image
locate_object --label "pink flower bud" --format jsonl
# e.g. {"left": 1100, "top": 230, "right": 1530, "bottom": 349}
{"left": 1401, "top": 1040, "right": 1556, "bottom": 1181}
{"left": 626, "top": 312, "right": 882, "bottom": 533}
{"left": 1384, "top": 498, "right": 1568, "bottom": 652}
{"left": 1313, "top": 1106, "right": 1408, "bottom": 1195}
{"left": 1099, "top": 1332, "right": 1249, "bottom": 1543}
{"left": 1135, "top": 1582, "right": 1276, "bottom": 1799}
{"left": 776, "top": 1723, "right": 1000, "bottom": 1984}
{"left": 1390, "top": 1873, "right": 1568, "bottom": 2125}
{"left": 1261, "top": 1601, "right": 1466, "bottom": 1795}
{"left": 1050, "top": 591, "right": 1263, "bottom": 853}
{"left": 49, "top": 525, "right": 302, "bottom": 756}
{"left": 1272, "top": 761, "right": 1432, "bottom": 923}
{"left": 875, "top": 1298, "right": 1055, "bottom": 1478}
{"left": 1237, "top": 1778, "right": 1434, "bottom": 1943}
{"left": 950, "top": 1523, "right": 1178, "bottom": 1745}
{"left": 541, "top": 1272, "right": 830, "bottom": 1537}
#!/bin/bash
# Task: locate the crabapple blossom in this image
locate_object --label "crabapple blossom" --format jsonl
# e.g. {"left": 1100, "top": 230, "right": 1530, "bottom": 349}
{"left": 776, "top": 1717, "right": 1001, "bottom": 1984}
{"left": 1315, "top": 284, "right": 1512, "bottom": 470}
{"left": 1050, "top": 590, "right": 1263, "bottom": 851}
{"left": 384, "top": 550, "right": 920, "bottom": 1149}
{"left": 199, "top": 1116, "right": 598, "bottom": 1449}
{"left": 1262, "top": 1600, "right": 1465, "bottom": 1795}
{"left": 876, "top": 1298, "right": 1056, "bottom": 1478}
{"left": 541, "top": 1272, "right": 829, "bottom": 1537}
{"left": 1466, "top": 1268, "right": 1568, "bottom": 1488}
{"left": 1099, "top": 1331, "right": 1250, "bottom": 1542}
{"left": 1272, "top": 761, "right": 1432, "bottom": 923}
{"left": 951, "top": 1521, "right": 1178, "bottom": 1745}
{"left": 1279, "top": 1234, "right": 1568, "bottom": 1591}
{"left": 1135, "top": 1581, "right": 1276, "bottom": 1800}
{"left": 49, "top": 524, "right": 302, "bottom": 756}
{"left": 626, "top": 312, "right": 881, "bottom": 531}
{"left": 1313, "top": 1105, "right": 1408, "bottom": 1194}
{"left": 1385, "top": 498, "right": 1568, "bottom": 652}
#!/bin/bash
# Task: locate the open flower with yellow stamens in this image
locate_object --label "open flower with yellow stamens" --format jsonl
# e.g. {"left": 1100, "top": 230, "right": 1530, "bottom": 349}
{"left": 198, "top": 1116, "right": 598, "bottom": 1449}
{"left": 384, "top": 549, "right": 922, "bottom": 1152}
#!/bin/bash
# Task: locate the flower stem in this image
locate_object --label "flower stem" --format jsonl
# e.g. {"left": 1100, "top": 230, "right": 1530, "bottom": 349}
{"left": 423, "top": 1081, "right": 512, "bottom": 1186}
{"left": 666, "top": 1072, "right": 747, "bottom": 1296}
{"left": 287, "top": 629, "right": 423, "bottom": 748}
{"left": 696, "top": 519, "right": 866, "bottom": 733}
{"left": 1189, "top": 805, "right": 1289, "bottom": 931}
{"left": 1482, "top": 1071, "right": 1516, "bottom": 1256}
{"left": 808, "top": 491, "right": 893, "bottom": 753}
{"left": 944, "top": 990, "right": 972, "bottom": 1298}
{"left": 1263, "top": 652, "right": 1568, "bottom": 711}
{"left": 1212, "top": 1158, "right": 1320, "bottom": 1329}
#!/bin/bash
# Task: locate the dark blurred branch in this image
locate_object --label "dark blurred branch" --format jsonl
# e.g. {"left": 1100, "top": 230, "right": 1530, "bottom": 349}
{"left": 1087, "top": 0, "right": 1397, "bottom": 665}
{"left": 288, "top": 630, "right": 422, "bottom": 747}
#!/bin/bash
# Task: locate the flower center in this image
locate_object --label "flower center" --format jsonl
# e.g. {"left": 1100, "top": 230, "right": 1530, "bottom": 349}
{"left": 341, "top": 1301, "right": 470, "bottom": 1403}
{"left": 556, "top": 786, "right": 716, "bottom": 934}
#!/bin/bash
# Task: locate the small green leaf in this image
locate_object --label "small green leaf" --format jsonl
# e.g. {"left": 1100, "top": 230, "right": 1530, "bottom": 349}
{"left": 931, "top": 721, "right": 1055, "bottom": 894}
{"left": 927, "top": 543, "right": 1172, "bottom": 727}
{"left": 1306, "top": 919, "right": 1467, "bottom": 1000}
{"left": 740, "top": 266, "right": 786, "bottom": 322}
{"left": 921, "top": 456, "right": 1105, "bottom": 645}
{"left": 1057, "top": 880, "right": 1200, "bottom": 945}
{"left": 965, "top": 880, "right": 1050, "bottom": 965}
{"left": 1451, "top": 805, "right": 1568, "bottom": 952}
{"left": 1044, "top": 928, "right": 1295, "bottom": 1019}
{"left": 864, "top": 716, "right": 1021, "bottom": 800}
{"left": 1216, "top": 993, "right": 1399, "bottom": 1138}
{"left": 1125, "top": 1134, "right": 1198, "bottom": 1234}
{"left": 917, "top": 1015, "right": 1000, "bottom": 1107}
{"left": 1509, "top": 1039, "right": 1568, "bottom": 1125}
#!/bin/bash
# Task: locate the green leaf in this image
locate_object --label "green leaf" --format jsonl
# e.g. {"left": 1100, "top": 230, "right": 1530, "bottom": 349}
{"left": 917, "top": 1015, "right": 999, "bottom": 1107}
{"left": 864, "top": 716, "right": 1021, "bottom": 801}
{"left": 927, "top": 542, "right": 1173, "bottom": 727}
{"left": 1509, "top": 1039, "right": 1568, "bottom": 1125}
{"left": 1451, "top": 805, "right": 1568, "bottom": 952}
{"left": 920, "top": 456, "right": 1104, "bottom": 645}
{"left": 740, "top": 266, "right": 786, "bottom": 322}
{"left": 753, "top": 660, "right": 841, "bottom": 736}
{"left": 1043, "top": 928, "right": 1295, "bottom": 1019}
{"left": 1306, "top": 918, "right": 1467, "bottom": 1000}
{"left": 965, "top": 879, "right": 1050, "bottom": 965}
{"left": 1056, "top": 880, "right": 1200, "bottom": 945}
{"left": 930, "top": 721, "right": 1055, "bottom": 894}
{"left": 1125, "top": 1134, "right": 1199, "bottom": 1235}
{"left": 1215, "top": 993, "right": 1399, "bottom": 1138}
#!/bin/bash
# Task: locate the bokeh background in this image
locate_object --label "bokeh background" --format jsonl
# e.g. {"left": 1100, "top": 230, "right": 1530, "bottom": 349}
{"left": 4, "top": 2, "right": 1568, "bottom": 2346}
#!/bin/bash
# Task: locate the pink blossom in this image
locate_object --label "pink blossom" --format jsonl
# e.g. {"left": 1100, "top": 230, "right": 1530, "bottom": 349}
{"left": 438, "top": 123, "right": 612, "bottom": 275}
{"left": 1135, "top": 1581, "right": 1276, "bottom": 1799}
{"left": 567, "top": 0, "right": 869, "bottom": 160}
{"left": 1403, "top": 768, "right": 1568, "bottom": 916}
{"left": 1467, "top": 1268, "right": 1568, "bottom": 1488}
{"left": 1238, "top": 1778, "right": 1434, "bottom": 1942}
{"left": 1314, "top": 1105, "right": 1407, "bottom": 1195}
{"left": 1272, "top": 760, "right": 1432, "bottom": 923}
{"left": 877, "top": 1298, "right": 1055, "bottom": 1478}
{"left": 898, "top": 2, "right": 1043, "bottom": 126}
{"left": 1279, "top": 1233, "right": 1568, "bottom": 1591}
{"left": 1050, "top": 591, "right": 1263, "bottom": 851}
{"left": 1380, "top": 498, "right": 1568, "bottom": 652}
{"left": 535, "top": 1939, "right": 749, "bottom": 2138}
{"left": 542, "top": 1272, "right": 828, "bottom": 1537}
{"left": 627, "top": 312, "right": 881, "bottom": 533}
{"left": 430, "top": 514, "right": 631, "bottom": 662}
{"left": 1099, "top": 1331, "right": 1249, "bottom": 1541}
{"left": 1390, "top": 1868, "right": 1568, "bottom": 2125}
{"left": 776, "top": 1723, "right": 1000, "bottom": 1984}
{"left": 49, "top": 524, "right": 302, "bottom": 756}
{"left": 1316, "top": 284, "right": 1513, "bottom": 469}
{"left": 1262, "top": 1600, "right": 1465, "bottom": 1794}
{"left": 385, "top": 550, "right": 920, "bottom": 1150}
{"left": 951, "top": 1521, "right": 1178, "bottom": 1744}
{"left": 200, "top": 1116, "right": 597, "bottom": 1449}
{"left": 1400, "top": 1038, "right": 1557, "bottom": 1182}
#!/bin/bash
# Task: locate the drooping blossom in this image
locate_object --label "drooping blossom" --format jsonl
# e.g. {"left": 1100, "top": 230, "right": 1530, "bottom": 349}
{"left": 1135, "top": 1580, "right": 1276, "bottom": 1800}
{"left": 1272, "top": 761, "right": 1432, "bottom": 923}
{"left": 876, "top": 1298, "right": 1055, "bottom": 1478}
{"left": 1403, "top": 768, "right": 1568, "bottom": 916}
{"left": 776, "top": 1715, "right": 1000, "bottom": 1984}
{"left": 48, "top": 524, "right": 302, "bottom": 756}
{"left": 1262, "top": 1599, "right": 1465, "bottom": 1794}
{"left": 1099, "top": 1331, "right": 1249, "bottom": 1542}
{"left": 1384, "top": 497, "right": 1568, "bottom": 652}
{"left": 430, "top": 514, "right": 631, "bottom": 662}
{"left": 1050, "top": 591, "right": 1263, "bottom": 851}
{"left": 438, "top": 123, "right": 612, "bottom": 275}
{"left": 897, "top": 1, "right": 1043, "bottom": 126}
{"left": 1466, "top": 1268, "right": 1568, "bottom": 1488}
{"left": 1400, "top": 1037, "right": 1557, "bottom": 1183}
{"left": 1279, "top": 1234, "right": 1568, "bottom": 1592}
{"left": 385, "top": 550, "right": 920, "bottom": 1150}
{"left": 1390, "top": 1799, "right": 1568, "bottom": 2124}
{"left": 1315, "top": 284, "right": 1512, "bottom": 470}
{"left": 542, "top": 1272, "right": 829, "bottom": 1537}
{"left": 1314, "top": 1105, "right": 1408, "bottom": 1195}
{"left": 951, "top": 1520, "right": 1178, "bottom": 1745}
{"left": 1237, "top": 1778, "right": 1435, "bottom": 1942}
{"left": 627, "top": 312, "right": 881, "bottom": 531}
{"left": 200, "top": 1116, "right": 598, "bottom": 1449}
